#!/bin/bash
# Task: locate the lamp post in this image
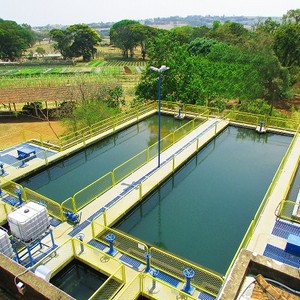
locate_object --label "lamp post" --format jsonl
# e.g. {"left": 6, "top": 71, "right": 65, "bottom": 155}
{"left": 150, "top": 65, "right": 169, "bottom": 168}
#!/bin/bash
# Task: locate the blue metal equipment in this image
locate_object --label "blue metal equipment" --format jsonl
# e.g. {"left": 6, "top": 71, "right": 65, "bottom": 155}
{"left": 64, "top": 211, "right": 81, "bottom": 225}
{"left": 182, "top": 267, "right": 195, "bottom": 295}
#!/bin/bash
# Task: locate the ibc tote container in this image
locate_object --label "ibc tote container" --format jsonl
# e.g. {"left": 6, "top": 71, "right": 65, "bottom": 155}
{"left": 0, "top": 228, "right": 14, "bottom": 258}
{"left": 8, "top": 202, "right": 50, "bottom": 242}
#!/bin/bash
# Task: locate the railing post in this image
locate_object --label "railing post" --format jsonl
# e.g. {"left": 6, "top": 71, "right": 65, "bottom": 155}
{"left": 139, "top": 183, "right": 142, "bottom": 201}
{"left": 43, "top": 150, "right": 49, "bottom": 166}
{"left": 103, "top": 209, "right": 107, "bottom": 226}
{"left": 112, "top": 171, "right": 116, "bottom": 186}
{"left": 172, "top": 156, "right": 175, "bottom": 172}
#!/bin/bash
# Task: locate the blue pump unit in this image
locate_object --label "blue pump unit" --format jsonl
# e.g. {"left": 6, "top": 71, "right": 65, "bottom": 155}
{"left": 64, "top": 211, "right": 81, "bottom": 225}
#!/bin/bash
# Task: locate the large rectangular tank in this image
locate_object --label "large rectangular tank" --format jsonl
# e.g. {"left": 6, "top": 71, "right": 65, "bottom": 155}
{"left": 8, "top": 202, "right": 50, "bottom": 242}
{"left": 0, "top": 228, "right": 14, "bottom": 258}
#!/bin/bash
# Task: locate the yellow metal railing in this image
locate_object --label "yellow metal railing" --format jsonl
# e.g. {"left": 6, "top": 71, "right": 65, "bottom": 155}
{"left": 150, "top": 247, "right": 223, "bottom": 297}
{"left": 92, "top": 222, "right": 149, "bottom": 265}
{"left": 23, "top": 187, "right": 64, "bottom": 221}
{"left": 227, "top": 110, "right": 299, "bottom": 131}
{"left": 73, "top": 172, "right": 114, "bottom": 212}
{"left": 277, "top": 200, "right": 300, "bottom": 223}
{"left": 72, "top": 239, "right": 125, "bottom": 300}
{"left": 115, "top": 272, "right": 199, "bottom": 300}
{"left": 113, "top": 273, "right": 141, "bottom": 300}
{"left": 91, "top": 222, "right": 223, "bottom": 298}
{"left": 57, "top": 102, "right": 156, "bottom": 151}
{"left": 1, "top": 102, "right": 298, "bottom": 157}
{"left": 30, "top": 238, "right": 125, "bottom": 300}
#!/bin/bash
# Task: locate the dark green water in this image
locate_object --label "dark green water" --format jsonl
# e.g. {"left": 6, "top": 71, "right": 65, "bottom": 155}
{"left": 19, "top": 115, "right": 187, "bottom": 202}
{"left": 287, "top": 165, "right": 300, "bottom": 200}
{"left": 50, "top": 260, "right": 108, "bottom": 300}
{"left": 115, "top": 127, "right": 292, "bottom": 275}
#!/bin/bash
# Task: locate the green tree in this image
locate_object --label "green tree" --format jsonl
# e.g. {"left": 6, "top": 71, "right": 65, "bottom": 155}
{"left": 0, "top": 19, "right": 36, "bottom": 61}
{"left": 110, "top": 20, "right": 154, "bottom": 58}
{"left": 68, "top": 24, "right": 101, "bottom": 61}
{"left": 282, "top": 9, "right": 300, "bottom": 24}
{"left": 49, "top": 28, "right": 73, "bottom": 59}
{"left": 209, "top": 21, "right": 249, "bottom": 45}
{"left": 170, "top": 25, "right": 194, "bottom": 44}
{"left": 256, "top": 17, "right": 280, "bottom": 34}
{"left": 187, "top": 38, "right": 218, "bottom": 56}
{"left": 50, "top": 24, "right": 101, "bottom": 61}
{"left": 273, "top": 22, "right": 300, "bottom": 67}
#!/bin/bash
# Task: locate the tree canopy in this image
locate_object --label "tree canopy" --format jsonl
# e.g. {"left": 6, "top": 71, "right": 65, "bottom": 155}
{"left": 110, "top": 20, "right": 158, "bottom": 58}
{"left": 50, "top": 24, "right": 101, "bottom": 61}
{"left": 0, "top": 19, "right": 36, "bottom": 61}
{"left": 136, "top": 16, "right": 292, "bottom": 110}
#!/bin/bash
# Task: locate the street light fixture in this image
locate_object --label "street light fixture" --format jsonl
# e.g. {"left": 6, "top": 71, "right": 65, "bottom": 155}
{"left": 150, "top": 65, "right": 170, "bottom": 168}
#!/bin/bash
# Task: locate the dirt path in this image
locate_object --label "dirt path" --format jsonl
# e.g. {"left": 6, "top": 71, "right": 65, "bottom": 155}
{"left": 0, "top": 118, "right": 66, "bottom": 149}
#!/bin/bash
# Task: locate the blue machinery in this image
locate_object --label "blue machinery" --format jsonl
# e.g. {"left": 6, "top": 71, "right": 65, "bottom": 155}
{"left": 64, "top": 211, "right": 82, "bottom": 225}
{"left": 12, "top": 230, "right": 57, "bottom": 268}
{"left": 0, "top": 162, "right": 8, "bottom": 176}
{"left": 106, "top": 233, "right": 117, "bottom": 256}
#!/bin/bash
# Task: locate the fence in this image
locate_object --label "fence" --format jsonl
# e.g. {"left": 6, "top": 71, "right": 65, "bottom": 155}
{"left": 115, "top": 272, "right": 199, "bottom": 300}
{"left": 31, "top": 238, "right": 125, "bottom": 300}
{"left": 150, "top": 247, "right": 223, "bottom": 297}
{"left": 91, "top": 222, "right": 223, "bottom": 298}
{"left": 277, "top": 200, "right": 300, "bottom": 223}
{"left": 56, "top": 103, "right": 157, "bottom": 151}
{"left": 92, "top": 222, "right": 149, "bottom": 266}
{"left": 227, "top": 110, "right": 299, "bottom": 131}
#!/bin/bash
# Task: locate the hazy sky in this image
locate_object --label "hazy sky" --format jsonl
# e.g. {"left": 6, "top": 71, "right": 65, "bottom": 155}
{"left": 1, "top": 0, "right": 298, "bottom": 26}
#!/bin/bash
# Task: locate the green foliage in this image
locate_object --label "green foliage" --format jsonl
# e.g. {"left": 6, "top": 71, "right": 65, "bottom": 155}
{"left": 22, "top": 101, "right": 43, "bottom": 116}
{"left": 0, "top": 19, "right": 36, "bottom": 61}
{"left": 68, "top": 101, "right": 118, "bottom": 130}
{"left": 137, "top": 35, "right": 268, "bottom": 103}
{"left": 35, "top": 46, "right": 46, "bottom": 56}
{"left": 110, "top": 20, "right": 148, "bottom": 58}
{"left": 273, "top": 22, "right": 300, "bottom": 67}
{"left": 50, "top": 24, "right": 101, "bottom": 61}
{"left": 187, "top": 38, "right": 218, "bottom": 56}
{"left": 170, "top": 26, "right": 194, "bottom": 44}
{"left": 106, "top": 86, "right": 125, "bottom": 107}
{"left": 208, "top": 21, "right": 250, "bottom": 45}
{"left": 282, "top": 9, "right": 300, "bottom": 24}
{"left": 238, "top": 98, "right": 271, "bottom": 115}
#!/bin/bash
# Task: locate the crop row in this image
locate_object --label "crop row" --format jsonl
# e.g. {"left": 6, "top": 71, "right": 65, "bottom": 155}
{"left": 105, "top": 61, "right": 147, "bottom": 67}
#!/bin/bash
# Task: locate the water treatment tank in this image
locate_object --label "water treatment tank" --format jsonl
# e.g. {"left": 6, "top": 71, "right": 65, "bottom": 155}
{"left": 0, "top": 228, "right": 14, "bottom": 258}
{"left": 8, "top": 202, "right": 50, "bottom": 242}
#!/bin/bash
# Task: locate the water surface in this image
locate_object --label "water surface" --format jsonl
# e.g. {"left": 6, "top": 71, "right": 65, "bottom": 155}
{"left": 19, "top": 115, "right": 187, "bottom": 202}
{"left": 115, "top": 127, "right": 292, "bottom": 274}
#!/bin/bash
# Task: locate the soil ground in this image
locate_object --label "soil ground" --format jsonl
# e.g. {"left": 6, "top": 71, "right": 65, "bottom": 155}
{"left": 0, "top": 116, "right": 66, "bottom": 149}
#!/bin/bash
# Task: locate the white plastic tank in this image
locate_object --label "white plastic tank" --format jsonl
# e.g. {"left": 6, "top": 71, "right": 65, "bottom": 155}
{"left": 0, "top": 228, "right": 14, "bottom": 258}
{"left": 8, "top": 202, "right": 50, "bottom": 242}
